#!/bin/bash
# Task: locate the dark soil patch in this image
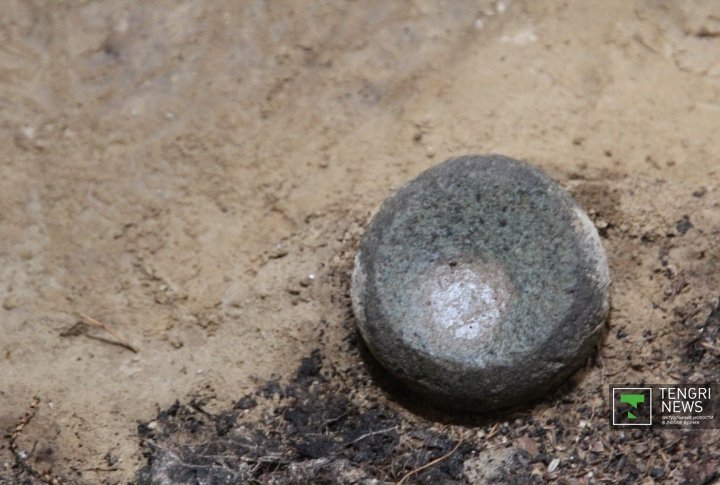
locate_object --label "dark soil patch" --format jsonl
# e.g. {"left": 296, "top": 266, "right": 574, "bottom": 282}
{"left": 136, "top": 347, "right": 472, "bottom": 484}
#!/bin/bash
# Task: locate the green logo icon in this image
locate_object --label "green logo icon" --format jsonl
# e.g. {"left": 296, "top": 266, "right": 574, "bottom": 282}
{"left": 612, "top": 387, "right": 652, "bottom": 426}
{"left": 620, "top": 393, "right": 645, "bottom": 419}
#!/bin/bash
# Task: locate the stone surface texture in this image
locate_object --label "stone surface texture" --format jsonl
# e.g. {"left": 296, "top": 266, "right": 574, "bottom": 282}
{"left": 351, "top": 154, "right": 610, "bottom": 411}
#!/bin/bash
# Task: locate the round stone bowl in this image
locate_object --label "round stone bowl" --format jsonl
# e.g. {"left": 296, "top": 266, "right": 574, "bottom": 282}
{"left": 351, "top": 154, "right": 610, "bottom": 412}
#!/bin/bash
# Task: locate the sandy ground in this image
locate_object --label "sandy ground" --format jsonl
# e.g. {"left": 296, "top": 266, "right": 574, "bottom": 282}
{"left": 1, "top": 0, "right": 720, "bottom": 483}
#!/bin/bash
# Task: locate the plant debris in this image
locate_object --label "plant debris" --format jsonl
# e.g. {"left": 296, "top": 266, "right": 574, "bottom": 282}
{"left": 136, "top": 349, "right": 472, "bottom": 484}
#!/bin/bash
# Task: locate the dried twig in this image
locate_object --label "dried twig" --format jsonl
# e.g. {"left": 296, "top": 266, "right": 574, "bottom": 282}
{"left": 78, "top": 313, "right": 138, "bottom": 353}
{"left": 9, "top": 397, "right": 40, "bottom": 456}
{"left": 8, "top": 397, "right": 61, "bottom": 484}
{"left": 344, "top": 426, "right": 398, "bottom": 446}
{"left": 701, "top": 341, "right": 720, "bottom": 354}
{"left": 485, "top": 422, "right": 500, "bottom": 440}
{"left": 396, "top": 439, "right": 463, "bottom": 485}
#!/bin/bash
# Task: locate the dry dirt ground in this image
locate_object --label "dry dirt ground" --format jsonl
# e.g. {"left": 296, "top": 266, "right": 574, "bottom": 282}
{"left": 1, "top": 1, "right": 720, "bottom": 483}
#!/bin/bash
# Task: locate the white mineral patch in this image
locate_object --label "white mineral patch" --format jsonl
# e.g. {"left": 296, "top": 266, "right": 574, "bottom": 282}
{"left": 572, "top": 205, "right": 610, "bottom": 290}
{"left": 420, "top": 261, "right": 515, "bottom": 343}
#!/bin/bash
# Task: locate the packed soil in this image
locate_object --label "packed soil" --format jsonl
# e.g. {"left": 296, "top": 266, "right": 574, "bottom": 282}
{"left": 2, "top": 1, "right": 720, "bottom": 483}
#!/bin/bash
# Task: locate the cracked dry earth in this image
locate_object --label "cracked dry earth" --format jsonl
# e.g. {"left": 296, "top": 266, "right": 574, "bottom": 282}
{"left": 1, "top": 1, "right": 720, "bottom": 483}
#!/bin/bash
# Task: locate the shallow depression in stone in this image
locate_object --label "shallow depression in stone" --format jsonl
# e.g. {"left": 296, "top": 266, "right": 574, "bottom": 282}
{"left": 407, "top": 259, "right": 516, "bottom": 359}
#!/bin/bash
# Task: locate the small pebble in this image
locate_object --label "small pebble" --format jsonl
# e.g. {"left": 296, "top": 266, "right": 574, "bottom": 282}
{"left": 351, "top": 155, "right": 610, "bottom": 411}
{"left": 2, "top": 297, "right": 19, "bottom": 311}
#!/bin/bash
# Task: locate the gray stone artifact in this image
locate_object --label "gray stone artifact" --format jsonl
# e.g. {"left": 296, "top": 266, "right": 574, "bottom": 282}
{"left": 351, "top": 154, "right": 610, "bottom": 412}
